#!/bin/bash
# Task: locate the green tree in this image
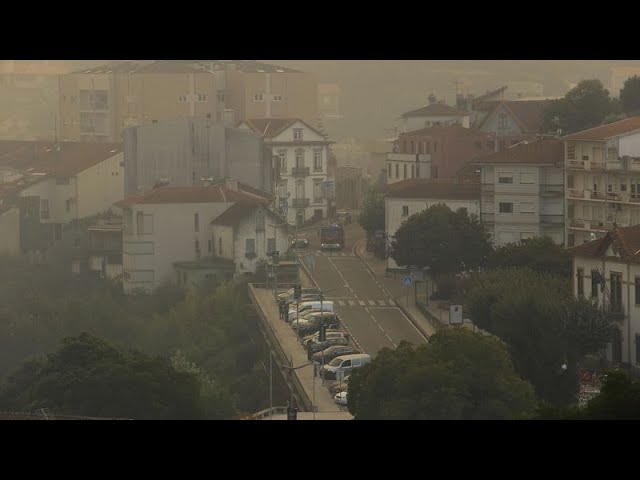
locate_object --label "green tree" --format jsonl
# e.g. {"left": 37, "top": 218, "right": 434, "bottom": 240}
{"left": 389, "top": 204, "right": 493, "bottom": 278}
{"left": 487, "top": 236, "right": 572, "bottom": 279}
{"left": 542, "top": 79, "right": 611, "bottom": 134}
{"left": 466, "top": 269, "right": 614, "bottom": 406}
{"left": 358, "top": 188, "right": 385, "bottom": 236}
{"left": 348, "top": 330, "right": 536, "bottom": 420}
{"left": 620, "top": 75, "right": 640, "bottom": 115}
{"left": 0, "top": 333, "right": 209, "bottom": 419}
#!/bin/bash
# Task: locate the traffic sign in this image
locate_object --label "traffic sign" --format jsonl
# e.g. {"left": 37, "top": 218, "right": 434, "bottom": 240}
{"left": 404, "top": 276, "right": 412, "bottom": 287}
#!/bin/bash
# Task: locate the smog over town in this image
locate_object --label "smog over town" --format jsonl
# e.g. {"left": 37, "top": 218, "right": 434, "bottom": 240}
{"left": 1, "top": 59, "right": 640, "bottom": 420}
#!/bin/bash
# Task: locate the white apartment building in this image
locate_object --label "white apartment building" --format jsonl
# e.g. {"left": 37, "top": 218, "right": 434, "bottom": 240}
{"left": 400, "top": 101, "right": 470, "bottom": 132}
{"left": 239, "top": 118, "right": 331, "bottom": 226}
{"left": 117, "top": 180, "right": 285, "bottom": 293}
{"left": 384, "top": 180, "right": 480, "bottom": 270}
{"left": 476, "top": 138, "right": 565, "bottom": 246}
{"left": 564, "top": 117, "right": 640, "bottom": 247}
{"left": 570, "top": 225, "right": 640, "bottom": 369}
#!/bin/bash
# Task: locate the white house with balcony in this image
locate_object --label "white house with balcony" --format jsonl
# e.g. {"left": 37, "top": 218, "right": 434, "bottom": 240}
{"left": 564, "top": 117, "right": 640, "bottom": 247}
{"left": 238, "top": 118, "right": 332, "bottom": 227}
{"left": 384, "top": 179, "right": 480, "bottom": 271}
{"left": 116, "top": 179, "right": 285, "bottom": 293}
{"left": 475, "top": 138, "right": 565, "bottom": 245}
{"left": 569, "top": 225, "right": 640, "bottom": 370}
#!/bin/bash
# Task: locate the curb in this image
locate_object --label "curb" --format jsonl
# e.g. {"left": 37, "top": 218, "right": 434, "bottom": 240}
{"left": 353, "top": 240, "right": 431, "bottom": 341}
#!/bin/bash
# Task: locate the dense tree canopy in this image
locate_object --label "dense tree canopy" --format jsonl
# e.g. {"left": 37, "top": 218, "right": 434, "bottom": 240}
{"left": 466, "top": 268, "right": 615, "bottom": 406}
{"left": 389, "top": 204, "right": 493, "bottom": 277}
{"left": 542, "top": 79, "right": 611, "bottom": 134}
{"left": 347, "top": 330, "right": 536, "bottom": 420}
{"left": 0, "top": 333, "right": 215, "bottom": 419}
{"left": 487, "top": 236, "right": 572, "bottom": 279}
{"left": 358, "top": 188, "right": 385, "bottom": 236}
{"left": 620, "top": 75, "right": 640, "bottom": 115}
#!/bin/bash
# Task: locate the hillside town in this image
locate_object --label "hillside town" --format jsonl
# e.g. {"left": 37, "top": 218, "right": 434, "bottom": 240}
{"left": 1, "top": 60, "right": 640, "bottom": 420}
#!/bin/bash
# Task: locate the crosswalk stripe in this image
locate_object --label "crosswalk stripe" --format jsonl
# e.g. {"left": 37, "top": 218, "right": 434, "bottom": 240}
{"left": 359, "top": 301, "right": 366, "bottom": 306}
{"left": 378, "top": 300, "right": 386, "bottom": 306}
{"left": 368, "top": 300, "right": 376, "bottom": 306}
{"left": 348, "top": 300, "right": 356, "bottom": 306}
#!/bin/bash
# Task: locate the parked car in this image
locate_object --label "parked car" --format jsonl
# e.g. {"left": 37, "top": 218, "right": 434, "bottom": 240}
{"left": 322, "top": 354, "right": 371, "bottom": 380}
{"left": 334, "top": 390, "right": 349, "bottom": 405}
{"left": 287, "top": 301, "right": 335, "bottom": 322}
{"left": 311, "top": 345, "right": 360, "bottom": 364}
{"left": 295, "top": 315, "right": 341, "bottom": 336}
{"left": 328, "top": 375, "right": 351, "bottom": 395}
{"left": 305, "top": 333, "right": 350, "bottom": 353}
{"left": 302, "top": 329, "right": 344, "bottom": 345}
{"left": 277, "top": 287, "right": 320, "bottom": 305}
{"left": 291, "top": 234, "right": 309, "bottom": 248}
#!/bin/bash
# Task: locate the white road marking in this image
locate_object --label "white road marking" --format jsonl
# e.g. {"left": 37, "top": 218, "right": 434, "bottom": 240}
{"left": 368, "top": 300, "right": 376, "bottom": 306}
{"left": 348, "top": 300, "right": 356, "bottom": 306}
{"left": 378, "top": 300, "right": 386, "bottom": 306}
{"left": 358, "top": 300, "right": 366, "bottom": 306}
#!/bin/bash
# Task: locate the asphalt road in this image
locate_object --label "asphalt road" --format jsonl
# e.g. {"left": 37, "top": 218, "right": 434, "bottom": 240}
{"left": 298, "top": 221, "right": 426, "bottom": 357}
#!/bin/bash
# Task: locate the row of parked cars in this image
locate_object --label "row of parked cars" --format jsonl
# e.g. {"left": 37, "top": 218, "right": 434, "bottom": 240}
{"left": 276, "top": 287, "right": 372, "bottom": 406}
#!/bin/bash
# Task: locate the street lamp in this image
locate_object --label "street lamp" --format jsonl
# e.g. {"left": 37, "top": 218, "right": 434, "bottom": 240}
{"left": 268, "top": 222, "right": 288, "bottom": 300}
{"left": 270, "top": 358, "right": 319, "bottom": 420}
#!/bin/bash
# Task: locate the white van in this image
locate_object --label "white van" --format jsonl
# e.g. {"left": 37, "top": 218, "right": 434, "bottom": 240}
{"left": 287, "top": 301, "right": 335, "bottom": 322}
{"left": 322, "top": 354, "right": 371, "bottom": 380}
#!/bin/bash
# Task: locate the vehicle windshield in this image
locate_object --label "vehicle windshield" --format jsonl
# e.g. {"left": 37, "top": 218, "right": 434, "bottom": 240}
{"left": 321, "top": 227, "right": 341, "bottom": 239}
{"left": 329, "top": 357, "right": 343, "bottom": 367}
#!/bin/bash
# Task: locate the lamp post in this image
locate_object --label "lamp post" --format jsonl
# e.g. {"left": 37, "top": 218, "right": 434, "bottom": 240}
{"left": 272, "top": 360, "right": 318, "bottom": 420}
{"left": 268, "top": 222, "right": 288, "bottom": 300}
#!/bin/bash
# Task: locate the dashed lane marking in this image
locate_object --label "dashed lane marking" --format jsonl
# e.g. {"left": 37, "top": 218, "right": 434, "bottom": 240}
{"left": 358, "top": 300, "right": 366, "bottom": 306}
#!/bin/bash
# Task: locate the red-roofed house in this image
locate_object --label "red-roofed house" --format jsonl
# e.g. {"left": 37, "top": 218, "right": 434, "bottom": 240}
{"left": 473, "top": 138, "right": 565, "bottom": 245}
{"left": 384, "top": 179, "right": 481, "bottom": 270}
{"left": 568, "top": 225, "right": 640, "bottom": 368}
{"left": 238, "top": 118, "right": 332, "bottom": 226}
{"left": 117, "top": 179, "right": 286, "bottom": 293}
{"left": 564, "top": 117, "right": 640, "bottom": 246}
{"left": 400, "top": 99, "right": 471, "bottom": 132}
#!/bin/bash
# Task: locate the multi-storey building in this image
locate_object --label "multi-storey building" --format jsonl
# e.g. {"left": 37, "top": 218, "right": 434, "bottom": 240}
{"left": 475, "top": 138, "right": 565, "bottom": 245}
{"left": 564, "top": 117, "right": 640, "bottom": 247}
{"left": 238, "top": 118, "right": 331, "bottom": 226}
{"left": 400, "top": 100, "right": 470, "bottom": 132}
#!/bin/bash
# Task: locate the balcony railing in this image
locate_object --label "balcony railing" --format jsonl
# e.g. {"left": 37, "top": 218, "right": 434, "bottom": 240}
{"left": 591, "top": 161, "right": 606, "bottom": 170}
{"left": 292, "top": 198, "right": 310, "bottom": 208}
{"left": 568, "top": 188, "right": 584, "bottom": 198}
{"left": 540, "top": 186, "right": 563, "bottom": 197}
{"left": 568, "top": 160, "right": 585, "bottom": 169}
{"left": 291, "top": 167, "right": 310, "bottom": 177}
{"left": 606, "top": 162, "right": 622, "bottom": 171}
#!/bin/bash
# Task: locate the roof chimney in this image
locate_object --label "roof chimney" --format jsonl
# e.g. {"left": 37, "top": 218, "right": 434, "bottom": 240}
{"left": 225, "top": 178, "right": 238, "bottom": 191}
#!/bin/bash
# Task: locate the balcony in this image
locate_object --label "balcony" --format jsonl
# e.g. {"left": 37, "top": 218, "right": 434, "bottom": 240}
{"left": 568, "top": 188, "right": 584, "bottom": 199}
{"left": 591, "top": 162, "right": 606, "bottom": 170}
{"left": 568, "top": 160, "right": 585, "bottom": 169}
{"left": 292, "top": 198, "right": 310, "bottom": 208}
{"left": 540, "top": 186, "right": 563, "bottom": 197}
{"left": 606, "top": 162, "right": 622, "bottom": 171}
{"left": 291, "top": 167, "right": 310, "bottom": 177}
{"left": 540, "top": 214, "right": 564, "bottom": 225}
{"left": 630, "top": 161, "right": 640, "bottom": 172}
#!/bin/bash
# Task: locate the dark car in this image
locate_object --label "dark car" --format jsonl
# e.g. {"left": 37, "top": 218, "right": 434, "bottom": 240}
{"left": 312, "top": 345, "right": 360, "bottom": 364}
{"left": 295, "top": 313, "right": 341, "bottom": 336}
{"left": 291, "top": 234, "right": 309, "bottom": 248}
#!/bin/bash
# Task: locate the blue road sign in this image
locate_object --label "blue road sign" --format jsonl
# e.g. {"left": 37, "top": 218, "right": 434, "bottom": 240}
{"left": 404, "top": 276, "right": 412, "bottom": 287}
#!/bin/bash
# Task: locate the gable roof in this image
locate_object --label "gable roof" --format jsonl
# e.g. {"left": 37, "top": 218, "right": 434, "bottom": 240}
{"left": 568, "top": 225, "right": 640, "bottom": 263}
{"left": 401, "top": 103, "right": 469, "bottom": 118}
{"left": 241, "top": 117, "right": 326, "bottom": 139}
{"left": 480, "top": 100, "right": 551, "bottom": 134}
{"left": 402, "top": 125, "right": 489, "bottom": 138}
{"left": 115, "top": 182, "right": 270, "bottom": 207}
{"left": 384, "top": 179, "right": 480, "bottom": 200}
{"left": 563, "top": 116, "right": 640, "bottom": 141}
{"left": 211, "top": 199, "right": 263, "bottom": 227}
{"left": 474, "top": 138, "right": 563, "bottom": 165}
{"left": 473, "top": 86, "right": 508, "bottom": 104}
{"left": 0, "top": 141, "right": 122, "bottom": 176}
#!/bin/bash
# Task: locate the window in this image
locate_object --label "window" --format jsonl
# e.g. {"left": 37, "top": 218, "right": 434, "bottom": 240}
{"left": 499, "top": 203, "right": 513, "bottom": 213}
{"left": 416, "top": 165, "right": 420, "bottom": 178}
{"left": 567, "top": 175, "right": 574, "bottom": 188}
{"left": 388, "top": 163, "right": 392, "bottom": 178}
{"left": 582, "top": 155, "right": 589, "bottom": 161}
{"left": 520, "top": 202, "right": 534, "bottom": 214}
{"left": 273, "top": 95, "right": 282, "bottom": 102}
{"left": 295, "top": 180, "right": 305, "bottom": 199}
{"left": 194, "top": 213, "right": 199, "bottom": 233}
{"left": 568, "top": 233, "right": 575, "bottom": 247}
{"left": 66, "top": 199, "right": 71, "bottom": 213}
{"left": 313, "top": 150, "right": 323, "bottom": 171}
{"left": 313, "top": 179, "right": 324, "bottom": 203}
{"left": 256, "top": 208, "right": 265, "bottom": 231}
{"left": 608, "top": 184, "right": 613, "bottom": 193}
{"left": 610, "top": 272, "right": 623, "bottom": 313}
{"left": 498, "top": 114, "right": 508, "bottom": 129}
{"left": 520, "top": 173, "right": 535, "bottom": 184}
{"left": 567, "top": 144, "right": 576, "bottom": 160}
{"left": 635, "top": 277, "right": 640, "bottom": 306}
{"left": 198, "top": 94, "right": 208, "bottom": 102}
{"left": 293, "top": 128, "right": 303, "bottom": 141}
{"left": 592, "top": 270, "right": 599, "bottom": 298}
{"left": 254, "top": 93, "right": 263, "bottom": 102}
{"left": 219, "top": 237, "right": 222, "bottom": 256}
{"left": 395, "top": 163, "right": 399, "bottom": 178}
{"left": 498, "top": 176, "right": 513, "bottom": 184}
{"left": 267, "top": 238, "right": 276, "bottom": 255}
{"left": 217, "top": 92, "right": 225, "bottom": 102}
{"left": 411, "top": 164, "right": 415, "bottom": 178}
{"left": 208, "top": 239, "right": 212, "bottom": 253}
{"left": 277, "top": 151, "right": 287, "bottom": 171}
{"left": 278, "top": 179, "right": 288, "bottom": 199}
{"left": 426, "top": 142, "right": 431, "bottom": 154}
{"left": 245, "top": 238, "right": 256, "bottom": 256}
{"left": 136, "top": 212, "right": 153, "bottom": 235}
{"left": 38, "top": 199, "right": 48, "bottom": 219}
{"left": 403, "top": 164, "right": 407, "bottom": 179}
{"left": 295, "top": 149, "right": 304, "bottom": 168}
{"left": 195, "top": 239, "right": 200, "bottom": 253}
{"left": 577, "top": 268, "right": 584, "bottom": 298}
{"left": 621, "top": 183, "right": 628, "bottom": 192}
{"left": 402, "top": 206, "right": 409, "bottom": 217}
{"left": 178, "top": 95, "right": 187, "bottom": 102}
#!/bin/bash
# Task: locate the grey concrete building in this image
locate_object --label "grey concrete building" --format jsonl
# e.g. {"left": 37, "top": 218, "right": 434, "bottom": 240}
{"left": 123, "top": 116, "right": 273, "bottom": 196}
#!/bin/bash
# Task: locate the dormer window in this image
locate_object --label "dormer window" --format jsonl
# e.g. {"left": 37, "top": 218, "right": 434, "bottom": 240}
{"left": 293, "top": 128, "right": 303, "bottom": 141}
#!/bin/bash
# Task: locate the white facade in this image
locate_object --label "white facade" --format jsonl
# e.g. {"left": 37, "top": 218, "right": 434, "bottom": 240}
{"left": 565, "top": 132, "right": 640, "bottom": 247}
{"left": 385, "top": 196, "right": 480, "bottom": 270}
{"left": 0, "top": 207, "right": 20, "bottom": 255}
{"left": 573, "top": 252, "right": 640, "bottom": 367}
{"left": 385, "top": 153, "right": 432, "bottom": 184}
{"left": 480, "top": 164, "right": 564, "bottom": 246}
{"left": 122, "top": 201, "right": 233, "bottom": 293}
{"left": 404, "top": 114, "right": 470, "bottom": 133}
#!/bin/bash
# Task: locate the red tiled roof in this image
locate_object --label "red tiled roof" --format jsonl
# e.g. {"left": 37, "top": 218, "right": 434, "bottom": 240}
{"left": 0, "top": 141, "right": 122, "bottom": 176}
{"left": 480, "top": 100, "right": 551, "bottom": 134}
{"left": 568, "top": 225, "right": 640, "bottom": 263}
{"left": 115, "top": 184, "right": 270, "bottom": 207}
{"left": 211, "top": 199, "right": 263, "bottom": 227}
{"left": 242, "top": 118, "right": 325, "bottom": 139}
{"left": 384, "top": 179, "right": 480, "bottom": 200}
{"left": 402, "top": 103, "right": 469, "bottom": 118}
{"left": 474, "top": 138, "right": 563, "bottom": 165}
{"left": 402, "top": 125, "right": 488, "bottom": 138}
{"left": 563, "top": 117, "right": 640, "bottom": 141}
